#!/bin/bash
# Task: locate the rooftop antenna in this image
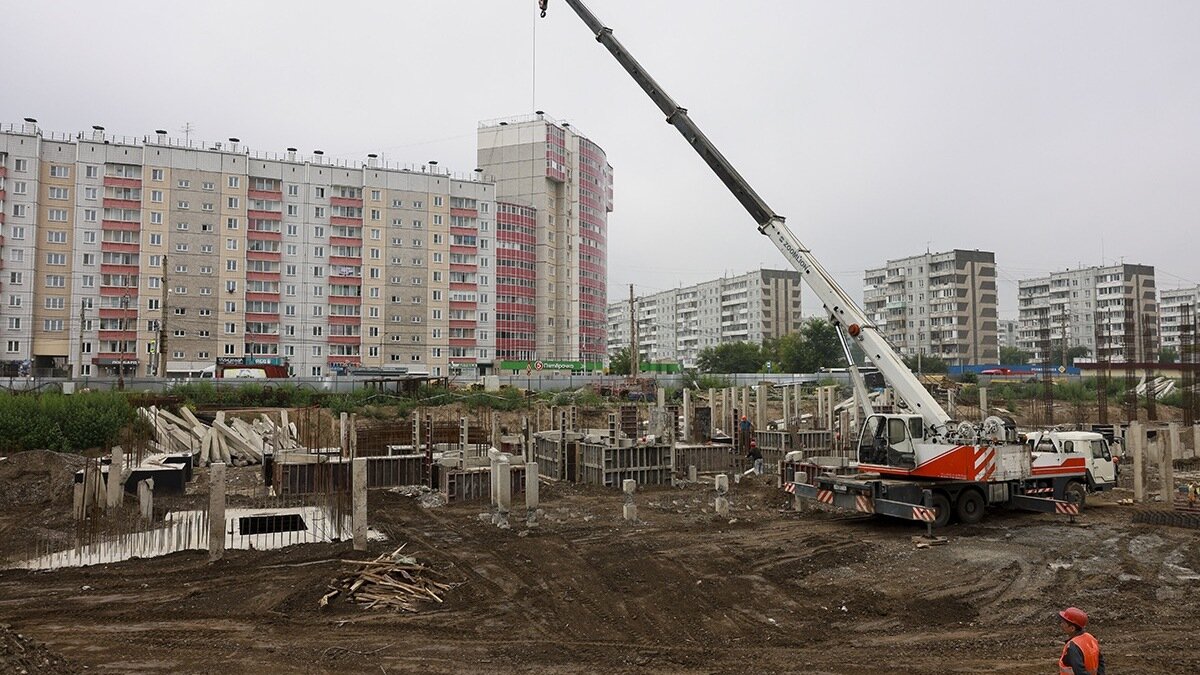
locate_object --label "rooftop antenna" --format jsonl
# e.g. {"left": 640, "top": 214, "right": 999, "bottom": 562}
{"left": 179, "top": 122, "right": 194, "bottom": 143}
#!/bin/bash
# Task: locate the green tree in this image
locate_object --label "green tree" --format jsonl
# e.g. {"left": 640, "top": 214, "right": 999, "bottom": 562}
{"left": 608, "top": 347, "right": 632, "bottom": 376}
{"left": 775, "top": 319, "right": 847, "bottom": 373}
{"left": 696, "top": 342, "right": 765, "bottom": 373}
{"left": 1159, "top": 347, "right": 1179, "bottom": 364}
{"left": 999, "top": 346, "right": 1031, "bottom": 365}
{"left": 902, "top": 353, "right": 949, "bottom": 374}
{"left": 1044, "top": 345, "right": 1091, "bottom": 366}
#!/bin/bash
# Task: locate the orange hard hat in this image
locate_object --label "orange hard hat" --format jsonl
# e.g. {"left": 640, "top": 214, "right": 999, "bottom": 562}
{"left": 1058, "top": 607, "right": 1088, "bottom": 629}
{"left": 741, "top": 415, "right": 747, "bottom": 421}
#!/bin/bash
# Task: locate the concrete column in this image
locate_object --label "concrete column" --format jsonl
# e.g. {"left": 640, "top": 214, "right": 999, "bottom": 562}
{"left": 495, "top": 457, "right": 511, "bottom": 528}
{"left": 682, "top": 388, "right": 692, "bottom": 443}
{"left": 73, "top": 482, "right": 84, "bottom": 521}
{"left": 352, "top": 457, "right": 367, "bottom": 551}
{"left": 488, "top": 447, "right": 501, "bottom": 509}
{"left": 623, "top": 479, "right": 637, "bottom": 521}
{"left": 137, "top": 478, "right": 153, "bottom": 520}
{"left": 1192, "top": 424, "right": 1200, "bottom": 460}
{"left": 106, "top": 446, "right": 124, "bottom": 510}
{"left": 339, "top": 412, "right": 350, "bottom": 456}
{"left": 688, "top": 465, "right": 698, "bottom": 482}
{"left": 755, "top": 384, "right": 767, "bottom": 430}
{"left": 826, "top": 387, "right": 836, "bottom": 432}
{"left": 1130, "top": 422, "right": 1145, "bottom": 503}
{"left": 349, "top": 413, "right": 358, "bottom": 459}
{"left": 817, "top": 387, "right": 825, "bottom": 429}
{"left": 782, "top": 387, "right": 791, "bottom": 431}
{"left": 741, "top": 387, "right": 751, "bottom": 426}
{"left": 208, "top": 462, "right": 226, "bottom": 562}
{"left": 459, "top": 417, "right": 469, "bottom": 454}
{"left": 656, "top": 386, "right": 666, "bottom": 409}
{"left": 979, "top": 386, "right": 989, "bottom": 420}
{"left": 491, "top": 413, "right": 500, "bottom": 449}
{"left": 708, "top": 388, "right": 716, "bottom": 432}
{"left": 525, "top": 461, "right": 539, "bottom": 515}
{"left": 1163, "top": 423, "right": 1177, "bottom": 502}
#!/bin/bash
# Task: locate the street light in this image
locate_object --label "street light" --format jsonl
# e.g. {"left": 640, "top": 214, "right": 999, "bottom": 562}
{"left": 118, "top": 294, "right": 131, "bottom": 390}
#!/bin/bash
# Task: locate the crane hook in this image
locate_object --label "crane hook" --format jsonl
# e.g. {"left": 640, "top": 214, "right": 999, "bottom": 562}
{"left": 539, "top": 0, "right": 548, "bottom": 18}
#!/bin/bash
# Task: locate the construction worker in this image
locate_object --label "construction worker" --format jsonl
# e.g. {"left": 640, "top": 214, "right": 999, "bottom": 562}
{"left": 739, "top": 415, "right": 752, "bottom": 453}
{"left": 747, "top": 439, "right": 763, "bottom": 475}
{"left": 1057, "top": 606, "right": 1104, "bottom": 674}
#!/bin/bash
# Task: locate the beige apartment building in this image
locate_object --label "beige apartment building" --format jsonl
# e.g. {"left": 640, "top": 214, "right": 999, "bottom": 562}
{"left": 0, "top": 120, "right": 498, "bottom": 378}
{"left": 863, "top": 249, "right": 998, "bottom": 367}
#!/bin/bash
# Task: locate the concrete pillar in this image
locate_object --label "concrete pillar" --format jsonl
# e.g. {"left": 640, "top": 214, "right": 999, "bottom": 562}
{"left": 1130, "top": 422, "right": 1145, "bottom": 503}
{"left": 826, "top": 387, "right": 836, "bottom": 432}
{"left": 525, "top": 462, "right": 539, "bottom": 517}
{"left": 137, "top": 478, "right": 153, "bottom": 521}
{"left": 755, "top": 384, "right": 767, "bottom": 430}
{"left": 106, "top": 446, "right": 124, "bottom": 510}
{"left": 947, "top": 389, "right": 956, "bottom": 419}
{"left": 209, "top": 462, "right": 226, "bottom": 562}
{"left": 352, "top": 457, "right": 367, "bottom": 550}
{"left": 1192, "top": 424, "right": 1200, "bottom": 460}
{"left": 73, "top": 482, "right": 84, "bottom": 521}
{"left": 714, "top": 497, "right": 730, "bottom": 517}
{"left": 1163, "top": 423, "right": 1177, "bottom": 503}
{"left": 522, "top": 415, "right": 531, "bottom": 461}
{"left": 339, "top": 412, "right": 350, "bottom": 456}
{"left": 682, "top": 388, "right": 692, "bottom": 443}
{"left": 459, "top": 417, "right": 469, "bottom": 454}
{"left": 782, "top": 387, "right": 792, "bottom": 431}
{"left": 349, "top": 413, "right": 358, "bottom": 458}
{"left": 715, "top": 473, "right": 729, "bottom": 494}
{"left": 688, "top": 465, "right": 698, "bottom": 482}
{"left": 979, "top": 386, "right": 989, "bottom": 420}
{"left": 623, "top": 479, "right": 637, "bottom": 521}
{"left": 741, "top": 387, "right": 751, "bottom": 427}
{"left": 488, "top": 447, "right": 501, "bottom": 509}
{"left": 495, "top": 457, "right": 512, "bottom": 529}
{"left": 491, "top": 413, "right": 500, "bottom": 449}
{"left": 656, "top": 386, "right": 666, "bottom": 409}
{"left": 708, "top": 388, "right": 716, "bottom": 432}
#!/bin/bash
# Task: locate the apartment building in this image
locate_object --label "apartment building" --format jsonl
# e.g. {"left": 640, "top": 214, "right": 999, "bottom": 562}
{"left": 0, "top": 120, "right": 496, "bottom": 378}
{"left": 998, "top": 319, "right": 1019, "bottom": 350}
{"left": 478, "top": 113, "right": 613, "bottom": 368}
{"left": 607, "top": 269, "right": 803, "bottom": 369}
{"left": 1016, "top": 263, "right": 1158, "bottom": 363}
{"left": 862, "top": 249, "right": 998, "bottom": 367}
{"left": 1159, "top": 285, "right": 1200, "bottom": 354}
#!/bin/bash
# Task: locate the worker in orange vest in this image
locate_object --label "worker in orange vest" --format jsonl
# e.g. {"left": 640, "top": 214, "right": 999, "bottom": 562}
{"left": 1057, "top": 606, "right": 1104, "bottom": 674}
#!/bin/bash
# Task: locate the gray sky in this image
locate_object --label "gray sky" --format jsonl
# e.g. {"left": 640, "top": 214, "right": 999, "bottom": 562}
{"left": 4, "top": 0, "right": 1198, "bottom": 319}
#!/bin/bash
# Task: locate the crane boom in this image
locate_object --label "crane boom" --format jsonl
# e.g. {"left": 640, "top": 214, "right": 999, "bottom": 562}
{"left": 544, "top": 0, "right": 953, "bottom": 438}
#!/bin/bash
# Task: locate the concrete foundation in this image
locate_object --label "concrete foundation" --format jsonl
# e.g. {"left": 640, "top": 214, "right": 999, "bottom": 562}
{"left": 352, "top": 458, "right": 367, "bottom": 551}
{"left": 714, "top": 496, "right": 730, "bottom": 517}
{"left": 209, "top": 463, "right": 226, "bottom": 562}
{"left": 495, "top": 458, "right": 512, "bottom": 529}
{"left": 106, "top": 446, "right": 124, "bottom": 510}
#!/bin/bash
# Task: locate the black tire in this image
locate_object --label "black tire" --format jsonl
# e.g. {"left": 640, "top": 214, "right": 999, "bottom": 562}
{"left": 931, "top": 492, "right": 952, "bottom": 528}
{"left": 1064, "top": 482, "right": 1088, "bottom": 510}
{"left": 955, "top": 489, "right": 986, "bottom": 525}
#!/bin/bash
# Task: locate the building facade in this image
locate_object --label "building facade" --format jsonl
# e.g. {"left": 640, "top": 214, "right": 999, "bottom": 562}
{"left": 0, "top": 120, "right": 497, "bottom": 378}
{"left": 477, "top": 113, "right": 613, "bottom": 368}
{"left": 1159, "top": 285, "right": 1200, "bottom": 354}
{"left": 998, "top": 319, "right": 1019, "bottom": 351}
{"left": 1016, "top": 264, "right": 1158, "bottom": 363}
{"left": 607, "top": 269, "right": 803, "bottom": 369}
{"left": 862, "top": 249, "right": 998, "bottom": 367}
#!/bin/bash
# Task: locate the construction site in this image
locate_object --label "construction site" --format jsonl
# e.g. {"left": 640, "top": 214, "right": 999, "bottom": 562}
{"left": 0, "top": 377, "right": 1198, "bottom": 674}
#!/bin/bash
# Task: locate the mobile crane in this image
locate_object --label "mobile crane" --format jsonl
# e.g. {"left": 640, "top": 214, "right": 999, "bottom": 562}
{"left": 540, "top": 0, "right": 1115, "bottom": 526}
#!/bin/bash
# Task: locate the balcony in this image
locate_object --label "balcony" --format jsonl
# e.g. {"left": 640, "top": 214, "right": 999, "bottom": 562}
{"left": 247, "top": 189, "right": 283, "bottom": 201}
{"left": 101, "top": 219, "right": 140, "bottom": 232}
{"left": 103, "top": 198, "right": 140, "bottom": 210}
{"left": 328, "top": 335, "right": 360, "bottom": 345}
{"left": 330, "top": 196, "right": 362, "bottom": 208}
{"left": 102, "top": 176, "right": 141, "bottom": 188}
{"left": 246, "top": 209, "right": 282, "bottom": 221}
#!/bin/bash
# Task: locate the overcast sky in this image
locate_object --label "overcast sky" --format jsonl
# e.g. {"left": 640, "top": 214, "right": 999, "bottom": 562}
{"left": 4, "top": 0, "right": 1198, "bottom": 319}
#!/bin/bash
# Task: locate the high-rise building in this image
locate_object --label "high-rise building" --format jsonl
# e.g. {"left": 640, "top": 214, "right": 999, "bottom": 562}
{"left": 862, "top": 249, "right": 997, "bottom": 367}
{"left": 607, "top": 269, "right": 803, "bottom": 369}
{"left": 1016, "top": 263, "right": 1158, "bottom": 363}
{"left": 998, "top": 319, "right": 1019, "bottom": 351}
{"left": 477, "top": 113, "right": 613, "bottom": 368}
{"left": 1159, "top": 285, "right": 1200, "bottom": 354}
{"left": 0, "top": 120, "right": 496, "bottom": 378}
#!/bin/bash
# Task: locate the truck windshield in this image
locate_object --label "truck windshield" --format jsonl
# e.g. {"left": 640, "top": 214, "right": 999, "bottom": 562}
{"left": 1091, "top": 440, "right": 1111, "bottom": 461}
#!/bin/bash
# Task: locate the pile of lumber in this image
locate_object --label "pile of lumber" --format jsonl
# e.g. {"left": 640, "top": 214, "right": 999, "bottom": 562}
{"left": 320, "top": 545, "right": 457, "bottom": 612}
{"left": 137, "top": 406, "right": 302, "bottom": 466}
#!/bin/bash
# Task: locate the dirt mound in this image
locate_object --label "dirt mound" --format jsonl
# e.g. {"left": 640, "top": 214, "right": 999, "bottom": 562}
{"left": 0, "top": 451, "right": 87, "bottom": 507}
{"left": 0, "top": 624, "right": 78, "bottom": 675}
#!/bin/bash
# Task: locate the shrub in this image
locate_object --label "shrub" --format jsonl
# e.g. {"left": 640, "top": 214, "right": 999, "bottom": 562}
{"left": 0, "top": 391, "right": 133, "bottom": 453}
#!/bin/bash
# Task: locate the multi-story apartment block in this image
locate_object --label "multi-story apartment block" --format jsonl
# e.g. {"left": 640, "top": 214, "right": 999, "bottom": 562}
{"left": 1159, "top": 285, "right": 1200, "bottom": 354}
{"left": 478, "top": 113, "right": 613, "bottom": 368}
{"left": 0, "top": 120, "right": 498, "bottom": 378}
{"left": 607, "top": 269, "right": 803, "bottom": 369}
{"left": 862, "top": 249, "right": 997, "bottom": 367}
{"left": 998, "top": 319, "right": 1019, "bottom": 351}
{"left": 1016, "top": 263, "right": 1158, "bottom": 363}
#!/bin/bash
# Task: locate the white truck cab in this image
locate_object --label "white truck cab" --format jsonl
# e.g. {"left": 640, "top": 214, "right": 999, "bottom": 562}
{"left": 1026, "top": 431, "right": 1118, "bottom": 494}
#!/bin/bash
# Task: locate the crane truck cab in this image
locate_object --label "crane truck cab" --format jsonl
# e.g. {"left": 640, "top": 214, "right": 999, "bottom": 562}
{"left": 1025, "top": 430, "right": 1118, "bottom": 504}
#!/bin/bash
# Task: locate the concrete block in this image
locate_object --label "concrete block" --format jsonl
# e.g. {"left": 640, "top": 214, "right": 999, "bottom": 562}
{"left": 352, "top": 458, "right": 367, "bottom": 551}
{"left": 714, "top": 496, "right": 730, "bottom": 517}
{"left": 623, "top": 503, "right": 638, "bottom": 522}
{"left": 137, "top": 478, "right": 153, "bottom": 520}
{"left": 688, "top": 465, "right": 698, "bottom": 482}
{"left": 623, "top": 479, "right": 637, "bottom": 495}
{"left": 714, "top": 474, "right": 729, "bottom": 494}
{"left": 106, "top": 446, "right": 124, "bottom": 510}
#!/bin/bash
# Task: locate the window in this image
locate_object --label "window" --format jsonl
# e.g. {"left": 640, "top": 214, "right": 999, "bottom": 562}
{"left": 44, "top": 296, "right": 65, "bottom": 309}
{"left": 287, "top": 204, "right": 298, "bottom": 217}
{"left": 83, "top": 208, "right": 98, "bottom": 222}
{"left": 226, "top": 238, "right": 238, "bottom": 251}
{"left": 203, "top": 181, "right": 215, "bottom": 191}
{"left": 11, "top": 204, "right": 26, "bottom": 218}
{"left": 49, "top": 165, "right": 69, "bottom": 178}
{"left": 85, "top": 165, "right": 99, "bottom": 179}
{"left": 202, "top": 203, "right": 214, "bottom": 212}
{"left": 45, "top": 275, "right": 65, "bottom": 288}
{"left": 226, "top": 260, "right": 238, "bottom": 271}
{"left": 43, "top": 319, "right": 64, "bottom": 332}
{"left": 177, "top": 179, "right": 190, "bottom": 188}
{"left": 150, "top": 212, "right": 163, "bottom": 224}
{"left": 177, "top": 200, "right": 190, "bottom": 209}
{"left": 6, "top": 341, "right": 19, "bottom": 353}
{"left": 46, "top": 230, "right": 67, "bottom": 244}
{"left": 151, "top": 190, "right": 164, "bottom": 203}
{"left": 7, "top": 250, "right": 21, "bottom": 263}
{"left": 149, "top": 233, "right": 162, "bottom": 246}
{"left": 48, "top": 209, "right": 68, "bottom": 222}
{"left": 201, "top": 244, "right": 214, "bottom": 253}
{"left": 7, "top": 318, "right": 19, "bottom": 330}
{"left": 227, "top": 217, "right": 239, "bottom": 230}
{"left": 152, "top": 169, "right": 164, "bottom": 181}
{"left": 225, "top": 322, "right": 237, "bottom": 334}
{"left": 228, "top": 176, "right": 240, "bottom": 188}
{"left": 7, "top": 294, "right": 20, "bottom": 305}
{"left": 287, "top": 184, "right": 299, "bottom": 196}
{"left": 81, "top": 253, "right": 96, "bottom": 266}
{"left": 314, "top": 187, "right": 325, "bottom": 198}
{"left": 200, "top": 266, "right": 213, "bottom": 274}
{"left": 49, "top": 187, "right": 69, "bottom": 200}
{"left": 13, "top": 159, "right": 28, "bottom": 172}
{"left": 10, "top": 227, "right": 24, "bottom": 240}
{"left": 314, "top": 206, "right": 326, "bottom": 218}
{"left": 227, "top": 197, "right": 240, "bottom": 209}
{"left": 175, "top": 243, "right": 190, "bottom": 252}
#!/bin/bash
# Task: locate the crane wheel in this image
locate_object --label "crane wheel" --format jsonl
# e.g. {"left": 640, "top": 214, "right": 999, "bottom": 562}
{"left": 1064, "top": 481, "right": 1087, "bottom": 510}
{"left": 954, "top": 489, "right": 986, "bottom": 525}
{"left": 930, "top": 493, "right": 952, "bottom": 528}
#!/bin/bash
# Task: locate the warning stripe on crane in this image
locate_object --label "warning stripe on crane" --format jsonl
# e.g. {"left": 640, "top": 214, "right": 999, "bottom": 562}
{"left": 783, "top": 482, "right": 796, "bottom": 494}
{"left": 912, "top": 506, "right": 937, "bottom": 522}
{"left": 973, "top": 446, "right": 997, "bottom": 482}
{"left": 817, "top": 489, "right": 834, "bottom": 505}
{"left": 855, "top": 495, "right": 874, "bottom": 514}
{"left": 1026, "top": 486, "right": 1054, "bottom": 495}
{"left": 1055, "top": 502, "right": 1080, "bottom": 515}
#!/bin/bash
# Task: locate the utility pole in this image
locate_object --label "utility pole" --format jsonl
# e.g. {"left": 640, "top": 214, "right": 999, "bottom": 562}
{"left": 118, "top": 294, "right": 130, "bottom": 390}
{"left": 629, "top": 284, "right": 639, "bottom": 377}
{"left": 77, "top": 300, "right": 87, "bottom": 379}
{"left": 158, "top": 254, "right": 168, "bottom": 377}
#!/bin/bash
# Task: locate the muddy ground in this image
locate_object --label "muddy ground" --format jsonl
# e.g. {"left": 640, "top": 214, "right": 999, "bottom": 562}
{"left": 0, "top": 459, "right": 1197, "bottom": 674}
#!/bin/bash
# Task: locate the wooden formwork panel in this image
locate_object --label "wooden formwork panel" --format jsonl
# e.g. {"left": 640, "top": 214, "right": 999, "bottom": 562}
{"left": 579, "top": 442, "right": 672, "bottom": 488}
{"left": 366, "top": 454, "right": 427, "bottom": 488}
{"left": 440, "top": 466, "right": 526, "bottom": 503}
{"left": 534, "top": 437, "right": 565, "bottom": 481}
{"left": 276, "top": 455, "right": 428, "bottom": 495}
{"left": 674, "top": 445, "right": 736, "bottom": 473}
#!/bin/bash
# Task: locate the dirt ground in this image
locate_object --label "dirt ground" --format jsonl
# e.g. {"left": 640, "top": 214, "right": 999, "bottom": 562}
{"left": 1, "top": 454, "right": 1198, "bottom": 674}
